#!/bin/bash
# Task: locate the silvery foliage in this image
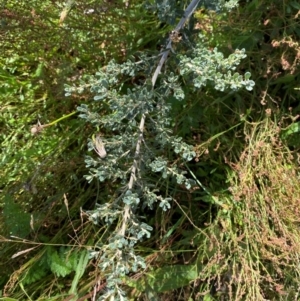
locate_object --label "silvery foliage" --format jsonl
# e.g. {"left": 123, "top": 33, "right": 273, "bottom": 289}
{"left": 145, "top": 0, "right": 185, "bottom": 25}
{"left": 202, "top": 0, "right": 239, "bottom": 11}
{"left": 145, "top": 0, "right": 239, "bottom": 25}
{"left": 65, "top": 0, "right": 252, "bottom": 299}
{"left": 179, "top": 43, "right": 255, "bottom": 91}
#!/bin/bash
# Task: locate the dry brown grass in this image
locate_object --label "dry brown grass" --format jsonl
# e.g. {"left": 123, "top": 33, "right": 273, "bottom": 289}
{"left": 196, "top": 116, "right": 300, "bottom": 300}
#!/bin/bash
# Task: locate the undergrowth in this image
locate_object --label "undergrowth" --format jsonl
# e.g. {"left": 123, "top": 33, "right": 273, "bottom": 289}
{"left": 1, "top": 0, "right": 300, "bottom": 300}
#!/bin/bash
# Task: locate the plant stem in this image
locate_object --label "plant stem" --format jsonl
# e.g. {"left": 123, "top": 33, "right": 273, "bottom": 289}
{"left": 45, "top": 111, "right": 77, "bottom": 127}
